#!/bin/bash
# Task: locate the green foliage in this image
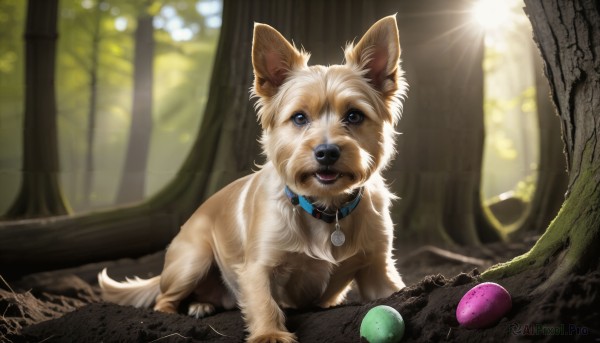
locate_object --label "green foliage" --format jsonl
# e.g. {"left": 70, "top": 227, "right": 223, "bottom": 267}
{"left": 513, "top": 173, "right": 536, "bottom": 203}
{"left": 0, "top": 0, "right": 25, "bottom": 213}
{"left": 484, "top": 86, "right": 537, "bottom": 161}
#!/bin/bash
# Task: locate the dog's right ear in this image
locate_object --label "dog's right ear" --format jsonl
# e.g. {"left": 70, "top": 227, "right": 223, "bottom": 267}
{"left": 252, "top": 23, "right": 308, "bottom": 98}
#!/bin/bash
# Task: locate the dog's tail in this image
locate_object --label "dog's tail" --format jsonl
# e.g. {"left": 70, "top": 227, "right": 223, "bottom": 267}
{"left": 98, "top": 268, "right": 161, "bottom": 308}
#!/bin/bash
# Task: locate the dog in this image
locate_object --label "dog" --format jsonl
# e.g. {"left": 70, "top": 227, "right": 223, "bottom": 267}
{"left": 98, "top": 15, "right": 407, "bottom": 343}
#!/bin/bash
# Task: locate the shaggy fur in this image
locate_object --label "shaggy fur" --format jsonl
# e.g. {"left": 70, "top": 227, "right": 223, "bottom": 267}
{"left": 99, "top": 15, "right": 408, "bottom": 343}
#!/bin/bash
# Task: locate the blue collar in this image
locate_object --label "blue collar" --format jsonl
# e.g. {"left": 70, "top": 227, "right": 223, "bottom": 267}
{"left": 284, "top": 186, "right": 363, "bottom": 223}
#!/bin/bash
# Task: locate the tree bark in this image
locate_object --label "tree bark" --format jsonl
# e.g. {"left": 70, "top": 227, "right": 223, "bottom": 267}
{"left": 4, "top": 0, "right": 71, "bottom": 219}
{"left": 116, "top": 10, "right": 154, "bottom": 204}
{"left": 483, "top": 0, "right": 600, "bottom": 291}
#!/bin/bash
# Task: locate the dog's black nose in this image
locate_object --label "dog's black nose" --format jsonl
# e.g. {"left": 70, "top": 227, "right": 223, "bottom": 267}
{"left": 314, "top": 144, "right": 341, "bottom": 166}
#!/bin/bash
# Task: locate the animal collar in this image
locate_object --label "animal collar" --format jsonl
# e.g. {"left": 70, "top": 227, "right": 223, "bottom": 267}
{"left": 284, "top": 186, "right": 363, "bottom": 224}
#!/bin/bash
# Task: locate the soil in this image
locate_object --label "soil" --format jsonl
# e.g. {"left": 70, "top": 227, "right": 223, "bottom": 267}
{"left": 1, "top": 235, "right": 599, "bottom": 343}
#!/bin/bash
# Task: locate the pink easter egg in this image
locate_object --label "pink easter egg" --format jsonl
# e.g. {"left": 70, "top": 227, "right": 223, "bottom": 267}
{"left": 456, "top": 282, "right": 512, "bottom": 329}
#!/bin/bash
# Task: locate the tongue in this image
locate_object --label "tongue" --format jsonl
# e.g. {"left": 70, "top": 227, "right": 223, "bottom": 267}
{"left": 316, "top": 171, "right": 339, "bottom": 182}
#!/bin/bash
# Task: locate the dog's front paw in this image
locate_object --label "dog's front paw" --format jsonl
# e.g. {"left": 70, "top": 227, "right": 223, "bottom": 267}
{"left": 247, "top": 331, "right": 297, "bottom": 343}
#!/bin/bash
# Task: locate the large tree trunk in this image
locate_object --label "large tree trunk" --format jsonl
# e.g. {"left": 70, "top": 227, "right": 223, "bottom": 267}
{"left": 483, "top": 0, "right": 600, "bottom": 291}
{"left": 116, "top": 11, "right": 154, "bottom": 204}
{"left": 391, "top": 0, "right": 500, "bottom": 248}
{"left": 4, "top": 0, "right": 71, "bottom": 219}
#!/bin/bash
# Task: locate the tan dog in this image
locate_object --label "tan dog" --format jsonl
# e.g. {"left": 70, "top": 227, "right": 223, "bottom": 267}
{"left": 99, "top": 15, "right": 407, "bottom": 343}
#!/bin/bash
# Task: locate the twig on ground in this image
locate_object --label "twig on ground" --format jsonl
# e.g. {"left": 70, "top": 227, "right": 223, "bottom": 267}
{"left": 37, "top": 335, "right": 56, "bottom": 343}
{"left": 400, "top": 245, "right": 489, "bottom": 267}
{"left": 2, "top": 303, "right": 11, "bottom": 318}
{"left": 208, "top": 324, "right": 231, "bottom": 337}
{"left": 148, "top": 333, "right": 191, "bottom": 342}
{"left": 0, "top": 274, "right": 15, "bottom": 294}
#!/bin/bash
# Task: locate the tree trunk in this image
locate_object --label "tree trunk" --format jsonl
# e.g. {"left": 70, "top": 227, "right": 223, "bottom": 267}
{"left": 4, "top": 0, "right": 71, "bottom": 219}
{"left": 483, "top": 0, "right": 600, "bottom": 291}
{"left": 82, "top": 0, "right": 103, "bottom": 208}
{"left": 391, "top": 0, "right": 501, "bottom": 248}
{"left": 116, "top": 10, "right": 154, "bottom": 204}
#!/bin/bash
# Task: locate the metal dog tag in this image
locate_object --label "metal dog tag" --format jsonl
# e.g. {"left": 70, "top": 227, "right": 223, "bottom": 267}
{"left": 331, "top": 213, "right": 345, "bottom": 246}
{"left": 331, "top": 229, "right": 345, "bottom": 247}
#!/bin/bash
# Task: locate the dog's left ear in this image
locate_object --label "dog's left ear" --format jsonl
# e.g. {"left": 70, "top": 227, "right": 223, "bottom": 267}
{"left": 252, "top": 23, "right": 308, "bottom": 98}
{"left": 345, "top": 15, "right": 401, "bottom": 97}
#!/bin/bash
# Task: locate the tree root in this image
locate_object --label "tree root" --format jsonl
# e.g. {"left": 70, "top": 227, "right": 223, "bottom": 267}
{"left": 482, "top": 164, "right": 600, "bottom": 294}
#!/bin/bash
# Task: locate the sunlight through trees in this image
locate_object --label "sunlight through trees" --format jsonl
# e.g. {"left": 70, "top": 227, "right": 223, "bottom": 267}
{"left": 0, "top": 0, "right": 222, "bottom": 215}
{"left": 473, "top": 0, "right": 548, "bottom": 229}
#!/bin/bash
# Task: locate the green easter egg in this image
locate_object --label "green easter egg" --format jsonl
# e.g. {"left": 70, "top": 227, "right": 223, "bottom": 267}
{"left": 360, "top": 305, "right": 405, "bottom": 343}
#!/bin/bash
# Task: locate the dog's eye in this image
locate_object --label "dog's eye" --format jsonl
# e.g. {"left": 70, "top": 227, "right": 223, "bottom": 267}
{"left": 343, "top": 110, "right": 365, "bottom": 125}
{"left": 291, "top": 112, "right": 309, "bottom": 126}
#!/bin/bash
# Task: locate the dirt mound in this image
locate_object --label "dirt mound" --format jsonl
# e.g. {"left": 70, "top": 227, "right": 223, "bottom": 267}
{"left": 2, "top": 244, "right": 599, "bottom": 342}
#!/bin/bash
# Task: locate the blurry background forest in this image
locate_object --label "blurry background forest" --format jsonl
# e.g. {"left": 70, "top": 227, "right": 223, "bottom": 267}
{"left": 0, "top": 0, "right": 567, "bottom": 273}
{"left": 1, "top": 0, "right": 221, "bottom": 212}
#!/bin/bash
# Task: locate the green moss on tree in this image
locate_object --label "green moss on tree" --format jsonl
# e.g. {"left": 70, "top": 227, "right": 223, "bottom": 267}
{"left": 483, "top": 147, "right": 600, "bottom": 292}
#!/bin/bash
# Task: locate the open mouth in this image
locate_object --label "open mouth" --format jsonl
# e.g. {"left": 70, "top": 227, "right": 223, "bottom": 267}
{"left": 314, "top": 170, "right": 342, "bottom": 184}
{"left": 299, "top": 169, "right": 355, "bottom": 186}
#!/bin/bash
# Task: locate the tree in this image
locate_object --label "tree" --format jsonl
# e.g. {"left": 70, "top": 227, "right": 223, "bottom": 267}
{"left": 116, "top": 2, "right": 155, "bottom": 204}
{"left": 483, "top": 0, "right": 600, "bottom": 290}
{"left": 4, "top": 0, "right": 72, "bottom": 219}
{"left": 82, "top": 0, "right": 104, "bottom": 208}
{"left": 390, "top": 0, "right": 501, "bottom": 247}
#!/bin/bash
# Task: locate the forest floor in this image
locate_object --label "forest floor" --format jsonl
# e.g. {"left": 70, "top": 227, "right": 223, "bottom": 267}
{"left": 1, "top": 233, "right": 599, "bottom": 342}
